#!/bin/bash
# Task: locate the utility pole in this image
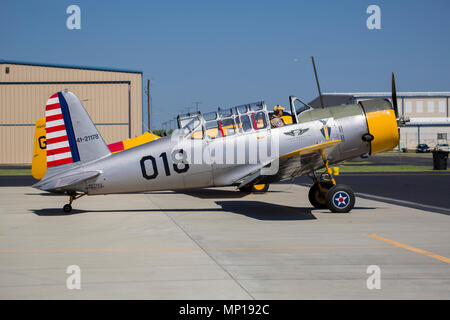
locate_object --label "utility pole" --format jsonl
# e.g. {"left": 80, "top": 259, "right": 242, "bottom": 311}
{"left": 148, "top": 79, "right": 151, "bottom": 131}
{"left": 193, "top": 101, "right": 202, "bottom": 112}
{"left": 181, "top": 106, "right": 193, "bottom": 114}
{"left": 145, "top": 79, "right": 152, "bottom": 131}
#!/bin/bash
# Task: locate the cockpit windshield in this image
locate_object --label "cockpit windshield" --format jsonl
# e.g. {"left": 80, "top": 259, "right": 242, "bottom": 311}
{"left": 175, "top": 101, "right": 270, "bottom": 140}
{"left": 293, "top": 98, "right": 312, "bottom": 116}
{"left": 183, "top": 117, "right": 201, "bottom": 133}
{"left": 178, "top": 113, "right": 202, "bottom": 135}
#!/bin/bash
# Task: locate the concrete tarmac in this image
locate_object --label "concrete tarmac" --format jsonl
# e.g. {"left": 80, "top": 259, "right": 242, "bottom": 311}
{"left": 0, "top": 184, "right": 449, "bottom": 299}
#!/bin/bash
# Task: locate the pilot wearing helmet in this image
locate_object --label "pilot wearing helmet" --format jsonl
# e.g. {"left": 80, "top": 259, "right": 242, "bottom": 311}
{"left": 270, "top": 105, "right": 286, "bottom": 128}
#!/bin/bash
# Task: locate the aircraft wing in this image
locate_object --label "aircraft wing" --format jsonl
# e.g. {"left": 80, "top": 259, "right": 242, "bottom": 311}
{"left": 279, "top": 140, "right": 341, "bottom": 159}
{"left": 263, "top": 140, "right": 342, "bottom": 183}
{"left": 233, "top": 140, "right": 342, "bottom": 186}
{"left": 32, "top": 170, "right": 100, "bottom": 191}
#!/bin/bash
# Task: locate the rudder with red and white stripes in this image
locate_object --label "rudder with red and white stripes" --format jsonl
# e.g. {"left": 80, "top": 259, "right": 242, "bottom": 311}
{"left": 45, "top": 93, "right": 80, "bottom": 168}
{"left": 43, "top": 91, "right": 111, "bottom": 177}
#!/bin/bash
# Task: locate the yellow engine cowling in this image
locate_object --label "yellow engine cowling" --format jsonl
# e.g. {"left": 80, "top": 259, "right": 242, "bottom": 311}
{"left": 360, "top": 99, "right": 399, "bottom": 155}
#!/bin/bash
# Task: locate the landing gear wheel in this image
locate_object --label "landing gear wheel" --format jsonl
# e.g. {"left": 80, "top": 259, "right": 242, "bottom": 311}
{"left": 238, "top": 183, "right": 269, "bottom": 193}
{"left": 326, "top": 184, "right": 355, "bottom": 213}
{"left": 238, "top": 185, "right": 252, "bottom": 192}
{"left": 251, "top": 184, "right": 269, "bottom": 193}
{"left": 308, "top": 181, "right": 334, "bottom": 209}
{"left": 63, "top": 204, "right": 72, "bottom": 213}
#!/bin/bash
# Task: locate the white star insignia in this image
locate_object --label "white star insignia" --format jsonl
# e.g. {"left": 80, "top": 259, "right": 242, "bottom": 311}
{"left": 334, "top": 193, "right": 348, "bottom": 207}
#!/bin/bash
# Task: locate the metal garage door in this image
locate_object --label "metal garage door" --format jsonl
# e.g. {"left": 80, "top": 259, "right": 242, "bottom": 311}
{"left": 0, "top": 81, "right": 131, "bottom": 164}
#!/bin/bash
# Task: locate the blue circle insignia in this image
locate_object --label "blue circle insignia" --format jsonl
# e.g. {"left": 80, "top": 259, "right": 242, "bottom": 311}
{"left": 333, "top": 191, "right": 349, "bottom": 208}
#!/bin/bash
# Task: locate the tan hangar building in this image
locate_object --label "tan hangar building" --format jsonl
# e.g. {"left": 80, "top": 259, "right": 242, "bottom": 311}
{"left": 0, "top": 60, "right": 143, "bottom": 165}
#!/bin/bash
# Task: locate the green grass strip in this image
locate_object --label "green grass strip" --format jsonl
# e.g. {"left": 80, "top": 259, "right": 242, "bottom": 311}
{"left": 0, "top": 169, "right": 32, "bottom": 176}
{"left": 334, "top": 165, "right": 448, "bottom": 173}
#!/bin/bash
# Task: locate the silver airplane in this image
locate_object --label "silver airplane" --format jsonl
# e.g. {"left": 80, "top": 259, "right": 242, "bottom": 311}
{"left": 33, "top": 75, "right": 404, "bottom": 213}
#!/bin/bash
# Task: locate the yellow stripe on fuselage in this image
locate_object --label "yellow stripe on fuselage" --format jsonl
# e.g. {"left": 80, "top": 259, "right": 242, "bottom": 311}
{"left": 122, "top": 132, "right": 160, "bottom": 150}
{"left": 280, "top": 140, "right": 342, "bottom": 159}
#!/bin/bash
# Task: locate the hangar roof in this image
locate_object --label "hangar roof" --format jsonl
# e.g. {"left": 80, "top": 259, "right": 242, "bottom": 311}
{"left": 325, "top": 92, "right": 450, "bottom": 98}
{"left": 0, "top": 59, "right": 142, "bottom": 74}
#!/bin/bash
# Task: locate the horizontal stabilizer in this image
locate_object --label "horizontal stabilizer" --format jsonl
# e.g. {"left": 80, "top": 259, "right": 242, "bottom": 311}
{"left": 33, "top": 171, "right": 100, "bottom": 191}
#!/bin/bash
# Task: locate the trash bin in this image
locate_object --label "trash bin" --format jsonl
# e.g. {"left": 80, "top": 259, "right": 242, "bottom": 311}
{"left": 432, "top": 150, "right": 449, "bottom": 170}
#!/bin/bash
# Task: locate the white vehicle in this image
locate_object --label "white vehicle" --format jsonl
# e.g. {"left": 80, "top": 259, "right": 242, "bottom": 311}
{"left": 434, "top": 143, "right": 449, "bottom": 152}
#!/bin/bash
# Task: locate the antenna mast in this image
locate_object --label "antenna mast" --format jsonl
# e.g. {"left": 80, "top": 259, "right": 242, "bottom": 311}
{"left": 311, "top": 56, "right": 325, "bottom": 109}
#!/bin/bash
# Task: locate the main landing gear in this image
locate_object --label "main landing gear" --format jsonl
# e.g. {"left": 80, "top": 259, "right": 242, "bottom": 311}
{"left": 239, "top": 183, "right": 270, "bottom": 194}
{"left": 308, "top": 151, "right": 355, "bottom": 213}
{"left": 63, "top": 193, "right": 85, "bottom": 213}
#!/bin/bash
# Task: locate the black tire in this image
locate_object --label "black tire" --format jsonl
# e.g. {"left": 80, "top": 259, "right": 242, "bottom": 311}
{"left": 251, "top": 183, "right": 269, "bottom": 193}
{"left": 325, "top": 184, "right": 355, "bottom": 213}
{"left": 63, "top": 204, "right": 72, "bottom": 213}
{"left": 308, "top": 181, "right": 334, "bottom": 209}
{"left": 239, "top": 183, "right": 270, "bottom": 193}
{"left": 238, "top": 185, "right": 253, "bottom": 193}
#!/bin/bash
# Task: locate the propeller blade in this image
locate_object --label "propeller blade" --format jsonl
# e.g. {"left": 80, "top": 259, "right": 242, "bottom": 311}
{"left": 392, "top": 72, "right": 399, "bottom": 119}
{"left": 391, "top": 72, "right": 403, "bottom": 151}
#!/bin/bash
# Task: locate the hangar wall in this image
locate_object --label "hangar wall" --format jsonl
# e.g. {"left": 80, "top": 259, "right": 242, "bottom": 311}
{"left": 399, "top": 126, "right": 450, "bottom": 149}
{"left": 0, "top": 61, "right": 142, "bottom": 165}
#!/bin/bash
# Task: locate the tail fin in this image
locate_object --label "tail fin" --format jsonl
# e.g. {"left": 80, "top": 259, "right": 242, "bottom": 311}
{"left": 43, "top": 91, "right": 111, "bottom": 178}
{"left": 31, "top": 117, "right": 47, "bottom": 180}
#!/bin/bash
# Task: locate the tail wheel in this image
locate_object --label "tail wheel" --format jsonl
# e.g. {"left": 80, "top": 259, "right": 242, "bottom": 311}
{"left": 325, "top": 184, "right": 355, "bottom": 213}
{"left": 308, "top": 181, "right": 334, "bottom": 209}
{"left": 63, "top": 204, "right": 72, "bottom": 213}
{"left": 239, "top": 183, "right": 270, "bottom": 193}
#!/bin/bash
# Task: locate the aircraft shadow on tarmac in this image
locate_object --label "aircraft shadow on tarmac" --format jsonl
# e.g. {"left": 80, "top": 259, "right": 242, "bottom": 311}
{"left": 215, "top": 201, "right": 317, "bottom": 220}
{"left": 31, "top": 207, "right": 223, "bottom": 216}
{"left": 214, "top": 201, "right": 374, "bottom": 220}
{"left": 30, "top": 200, "right": 376, "bottom": 220}
{"left": 146, "top": 188, "right": 283, "bottom": 199}
{"left": 30, "top": 202, "right": 315, "bottom": 220}
{"left": 178, "top": 189, "right": 283, "bottom": 199}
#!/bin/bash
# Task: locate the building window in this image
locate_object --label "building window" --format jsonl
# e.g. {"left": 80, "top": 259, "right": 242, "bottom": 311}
{"left": 416, "top": 101, "right": 423, "bottom": 113}
{"left": 439, "top": 100, "right": 445, "bottom": 113}
{"left": 427, "top": 101, "right": 434, "bottom": 113}
{"left": 405, "top": 101, "right": 412, "bottom": 113}
{"left": 5, "top": 66, "right": 9, "bottom": 74}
